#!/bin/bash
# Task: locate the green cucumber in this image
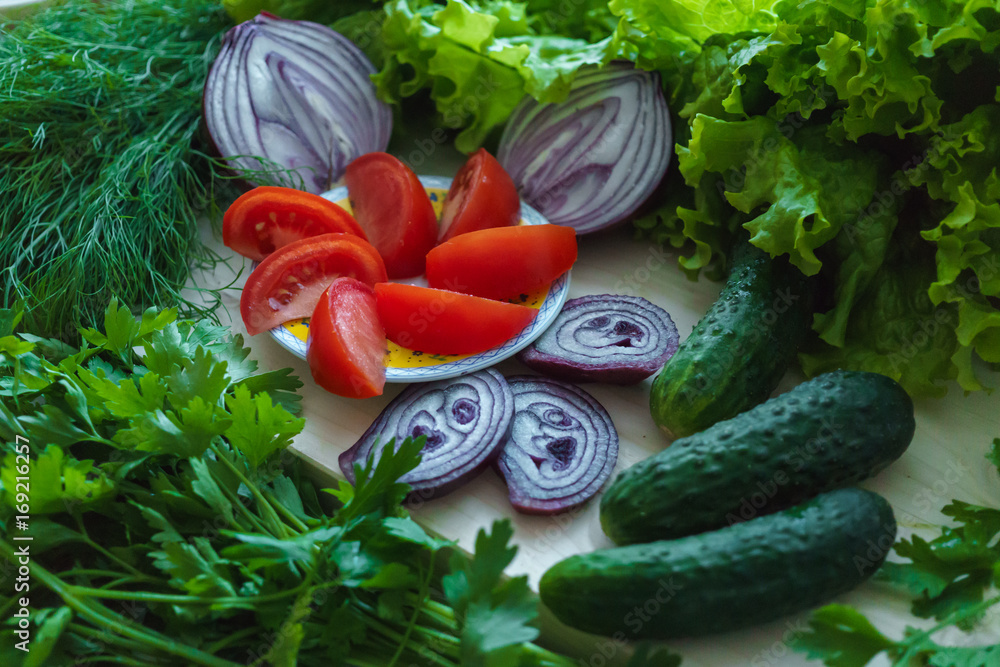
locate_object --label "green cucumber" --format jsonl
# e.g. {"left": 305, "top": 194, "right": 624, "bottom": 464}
{"left": 541, "top": 488, "right": 896, "bottom": 639}
{"left": 602, "top": 370, "right": 914, "bottom": 545}
{"left": 650, "top": 237, "right": 813, "bottom": 439}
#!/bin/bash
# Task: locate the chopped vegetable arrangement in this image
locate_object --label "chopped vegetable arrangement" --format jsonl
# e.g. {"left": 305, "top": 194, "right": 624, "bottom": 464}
{"left": 307, "top": 277, "right": 388, "bottom": 398}
{"left": 3, "top": 0, "right": 999, "bottom": 665}
{"left": 223, "top": 186, "right": 369, "bottom": 261}
{"left": 227, "top": 150, "right": 578, "bottom": 397}
{"left": 426, "top": 225, "right": 578, "bottom": 301}
{"left": 240, "top": 232, "right": 388, "bottom": 335}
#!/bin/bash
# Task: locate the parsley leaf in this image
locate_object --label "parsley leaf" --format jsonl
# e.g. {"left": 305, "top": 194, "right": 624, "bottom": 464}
{"left": 83, "top": 368, "right": 167, "bottom": 420}
{"left": 330, "top": 436, "right": 425, "bottom": 524}
{"left": 0, "top": 298, "right": 580, "bottom": 667}
{"left": 224, "top": 384, "right": 304, "bottom": 469}
{"left": 1, "top": 445, "right": 115, "bottom": 514}
{"left": 988, "top": 438, "right": 1000, "bottom": 473}
{"left": 444, "top": 520, "right": 541, "bottom": 663}
{"left": 797, "top": 438, "right": 1000, "bottom": 666}
{"left": 795, "top": 605, "right": 895, "bottom": 667}
{"left": 234, "top": 367, "right": 304, "bottom": 415}
{"left": 165, "top": 346, "right": 231, "bottom": 408}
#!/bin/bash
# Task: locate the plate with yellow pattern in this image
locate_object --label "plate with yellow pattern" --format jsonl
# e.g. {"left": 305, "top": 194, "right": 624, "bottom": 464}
{"left": 267, "top": 175, "right": 571, "bottom": 382}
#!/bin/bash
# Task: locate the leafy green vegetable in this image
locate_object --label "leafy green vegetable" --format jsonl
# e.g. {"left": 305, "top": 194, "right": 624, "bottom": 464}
{"left": 795, "top": 438, "right": 1000, "bottom": 666}
{"left": 609, "top": 0, "right": 1000, "bottom": 396}
{"left": 0, "top": 301, "right": 578, "bottom": 666}
{"left": 374, "top": 0, "right": 609, "bottom": 151}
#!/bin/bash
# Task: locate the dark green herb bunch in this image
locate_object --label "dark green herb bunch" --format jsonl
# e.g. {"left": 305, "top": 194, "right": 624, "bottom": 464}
{"left": 0, "top": 301, "right": 584, "bottom": 666}
{"left": 0, "top": 0, "right": 235, "bottom": 339}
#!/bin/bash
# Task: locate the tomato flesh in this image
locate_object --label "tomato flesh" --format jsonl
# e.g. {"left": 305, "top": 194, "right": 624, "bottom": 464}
{"left": 240, "top": 233, "right": 387, "bottom": 335}
{"left": 223, "top": 186, "right": 367, "bottom": 261}
{"left": 425, "top": 224, "right": 577, "bottom": 301}
{"left": 345, "top": 152, "right": 437, "bottom": 279}
{"left": 307, "top": 277, "right": 387, "bottom": 399}
{"left": 438, "top": 148, "right": 521, "bottom": 242}
{"left": 374, "top": 283, "right": 537, "bottom": 355}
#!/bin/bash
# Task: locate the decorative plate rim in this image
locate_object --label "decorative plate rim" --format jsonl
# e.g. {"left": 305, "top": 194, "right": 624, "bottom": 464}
{"left": 266, "top": 175, "right": 571, "bottom": 383}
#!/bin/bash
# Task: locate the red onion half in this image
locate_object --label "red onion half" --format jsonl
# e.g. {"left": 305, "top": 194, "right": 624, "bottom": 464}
{"left": 517, "top": 294, "right": 679, "bottom": 385}
{"left": 339, "top": 369, "right": 513, "bottom": 500}
{"left": 495, "top": 376, "right": 618, "bottom": 515}
{"left": 496, "top": 62, "right": 671, "bottom": 234}
{"left": 203, "top": 13, "right": 392, "bottom": 194}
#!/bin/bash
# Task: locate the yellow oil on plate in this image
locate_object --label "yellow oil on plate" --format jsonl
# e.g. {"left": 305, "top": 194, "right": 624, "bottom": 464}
{"left": 268, "top": 175, "right": 571, "bottom": 382}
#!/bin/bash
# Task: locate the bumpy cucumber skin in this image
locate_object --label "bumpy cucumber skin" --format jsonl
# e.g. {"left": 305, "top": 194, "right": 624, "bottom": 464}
{"left": 650, "top": 239, "right": 813, "bottom": 439}
{"left": 542, "top": 488, "right": 896, "bottom": 640}
{"left": 602, "top": 370, "right": 914, "bottom": 545}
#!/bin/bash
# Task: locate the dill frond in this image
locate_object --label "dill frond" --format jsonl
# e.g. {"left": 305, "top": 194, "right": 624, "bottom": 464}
{"left": 0, "top": 0, "right": 234, "bottom": 339}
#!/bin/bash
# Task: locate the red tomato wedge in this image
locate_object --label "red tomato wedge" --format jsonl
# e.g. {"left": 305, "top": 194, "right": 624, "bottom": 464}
{"left": 223, "top": 186, "right": 367, "bottom": 261}
{"left": 425, "top": 224, "right": 577, "bottom": 301}
{"left": 344, "top": 152, "right": 437, "bottom": 279}
{"left": 438, "top": 148, "right": 521, "bottom": 242}
{"left": 240, "top": 233, "right": 387, "bottom": 336}
{"left": 306, "top": 277, "right": 387, "bottom": 399}
{"left": 374, "top": 283, "right": 537, "bottom": 355}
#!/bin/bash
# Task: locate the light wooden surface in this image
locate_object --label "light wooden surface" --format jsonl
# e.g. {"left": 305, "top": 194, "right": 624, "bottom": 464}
{"left": 200, "top": 204, "right": 1000, "bottom": 665}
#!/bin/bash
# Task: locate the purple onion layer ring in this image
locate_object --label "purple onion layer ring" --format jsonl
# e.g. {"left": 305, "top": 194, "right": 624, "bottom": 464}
{"left": 517, "top": 294, "right": 679, "bottom": 384}
{"left": 340, "top": 369, "right": 513, "bottom": 501}
{"left": 495, "top": 376, "right": 619, "bottom": 515}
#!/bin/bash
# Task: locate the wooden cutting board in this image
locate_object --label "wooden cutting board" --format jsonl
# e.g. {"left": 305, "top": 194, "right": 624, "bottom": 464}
{"left": 8, "top": 0, "right": 997, "bottom": 658}
{"left": 199, "top": 208, "right": 1000, "bottom": 665}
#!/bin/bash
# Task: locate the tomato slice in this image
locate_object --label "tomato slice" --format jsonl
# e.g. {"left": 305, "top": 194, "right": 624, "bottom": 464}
{"left": 223, "top": 186, "right": 367, "bottom": 261}
{"left": 374, "top": 283, "right": 537, "bottom": 355}
{"left": 425, "top": 224, "right": 577, "bottom": 301}
{"left": 240, "top": 233, "right": 387, "bottom": 335}
{"left": 306, "top": 277, "right": 387, "bottom": 399}
{"left": 344, "top": 153, "right": 438, "bottom": 279}
{"left": 438, "top": 148, "right": 521, "bottom": 242}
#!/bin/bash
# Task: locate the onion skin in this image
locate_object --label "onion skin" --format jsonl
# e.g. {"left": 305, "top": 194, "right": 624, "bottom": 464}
{"left": 203, "top": 13, "right": 391, "bottom": 194}
{"left": 495, "top": 376, "right": 619, "bottom": 515}
{"left": 497, "top": 61, "right": 671, "bottom": 234}
{"left": 340, "top": 369, "right": 514, "bottom": 501}
{"left": 517, "top": 294, "right": 679, "bottom": 385}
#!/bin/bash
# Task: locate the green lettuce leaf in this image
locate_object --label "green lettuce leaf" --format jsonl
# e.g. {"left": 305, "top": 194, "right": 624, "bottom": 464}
{"left": 610, "top": 0, "right": 780, "bottom": 45}
{"left": 908, "top": 104, "right": 1000, "bottom": 389}
{"left": 800, "top": 238, "right": 961, "bottom": 397}
{"left": 621, "top": 0, "right": 1000, "bottom": 394}
{"left": 222, "top": 0, "right": 377, "bottom": 24}
{"left": 374, "top": 0, "right": 606, "bottom": 152}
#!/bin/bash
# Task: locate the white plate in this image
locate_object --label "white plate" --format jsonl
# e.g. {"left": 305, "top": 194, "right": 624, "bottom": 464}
{"left": 267, "top": 175, "right": 571, "bottom": 382}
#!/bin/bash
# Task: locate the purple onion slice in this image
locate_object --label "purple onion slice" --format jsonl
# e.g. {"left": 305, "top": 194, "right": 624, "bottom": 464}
{"left": 496, "top": 376, "right": 618, "bottom": 515}
{"left": 340, "top": 369, "right": 513, "bottom": 501}
{"left": 203, "top": 13, "right": 392, "bottom": 194}
{"left": 517, "top": 294, "right": 679, "bottom": 385}
{"left": 496, "top": 61, "right": 671, "bottom": 234}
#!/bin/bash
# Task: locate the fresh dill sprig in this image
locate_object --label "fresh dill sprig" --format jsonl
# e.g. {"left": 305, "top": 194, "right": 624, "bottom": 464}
{"left": 0, "top": 0, "right": 235, "bottom": 339}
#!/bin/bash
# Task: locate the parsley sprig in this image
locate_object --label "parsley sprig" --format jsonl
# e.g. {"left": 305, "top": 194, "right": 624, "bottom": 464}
{"left": 0, "top": 301, "right": 579, "bottom": 666}
{"left": 795, "top": 439, "right": 1000, "bottom": 666}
